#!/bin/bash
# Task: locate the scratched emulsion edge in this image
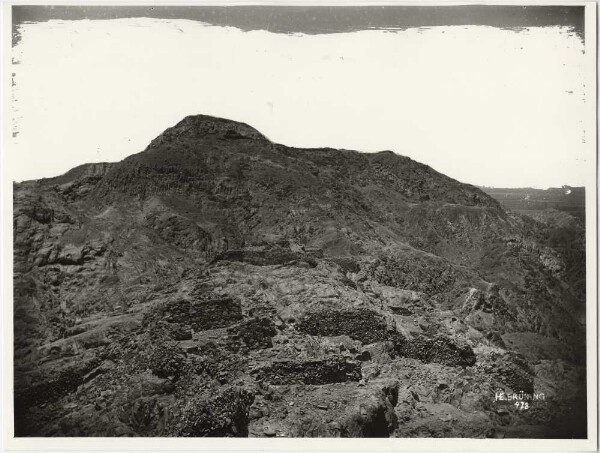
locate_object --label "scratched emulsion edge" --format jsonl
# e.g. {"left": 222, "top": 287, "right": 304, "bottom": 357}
{"left": 11, "top": 4, "right": 585, "bottom": 45}
{"left": 11, "top": 6, "right": 20, "bottom": 145}
{"left": 8, "top": 4, "right": 586, "bottom": 145}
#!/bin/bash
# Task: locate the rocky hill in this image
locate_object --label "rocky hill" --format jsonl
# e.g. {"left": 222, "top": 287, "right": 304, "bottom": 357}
{"left": 13, "top": 115, "right": 586, "bottom": 438}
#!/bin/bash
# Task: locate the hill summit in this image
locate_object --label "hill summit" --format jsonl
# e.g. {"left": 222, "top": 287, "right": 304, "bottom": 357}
{"left": 13, "top": 115, "right": 586, "bottom": 438}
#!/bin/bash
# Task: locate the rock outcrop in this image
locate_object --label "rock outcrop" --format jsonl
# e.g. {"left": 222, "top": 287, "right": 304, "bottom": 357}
{"left": 12, "top": 115, "right": 586, "bottom": 438}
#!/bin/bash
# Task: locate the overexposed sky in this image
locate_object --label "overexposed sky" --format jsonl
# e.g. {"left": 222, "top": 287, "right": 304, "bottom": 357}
{"left": 11, "top": 18, "right": 589, "bottom": 188}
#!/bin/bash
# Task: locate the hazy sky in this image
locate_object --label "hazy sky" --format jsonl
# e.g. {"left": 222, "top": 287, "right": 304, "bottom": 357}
{"left": 11, "top": 10, "right": 591, "bottom": 188}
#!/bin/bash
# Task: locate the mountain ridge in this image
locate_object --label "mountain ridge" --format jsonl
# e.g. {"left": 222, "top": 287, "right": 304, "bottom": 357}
{"left": 38, "top": 115, "right": 499, "bottom": 208}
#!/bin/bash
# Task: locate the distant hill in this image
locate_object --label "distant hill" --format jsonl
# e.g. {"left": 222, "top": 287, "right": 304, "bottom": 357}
{"left": 480, "top": 185, "right": 585, "bottom": 222}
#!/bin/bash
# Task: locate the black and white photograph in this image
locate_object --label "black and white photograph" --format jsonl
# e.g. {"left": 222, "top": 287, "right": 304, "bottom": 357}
{"left": 1, "top": 1, "right": 597, "bottom": 449}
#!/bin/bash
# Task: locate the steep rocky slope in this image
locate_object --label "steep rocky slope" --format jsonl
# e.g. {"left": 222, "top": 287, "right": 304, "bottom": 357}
{"left": 13, "top": 115, "right": 586, "bottom": 438}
